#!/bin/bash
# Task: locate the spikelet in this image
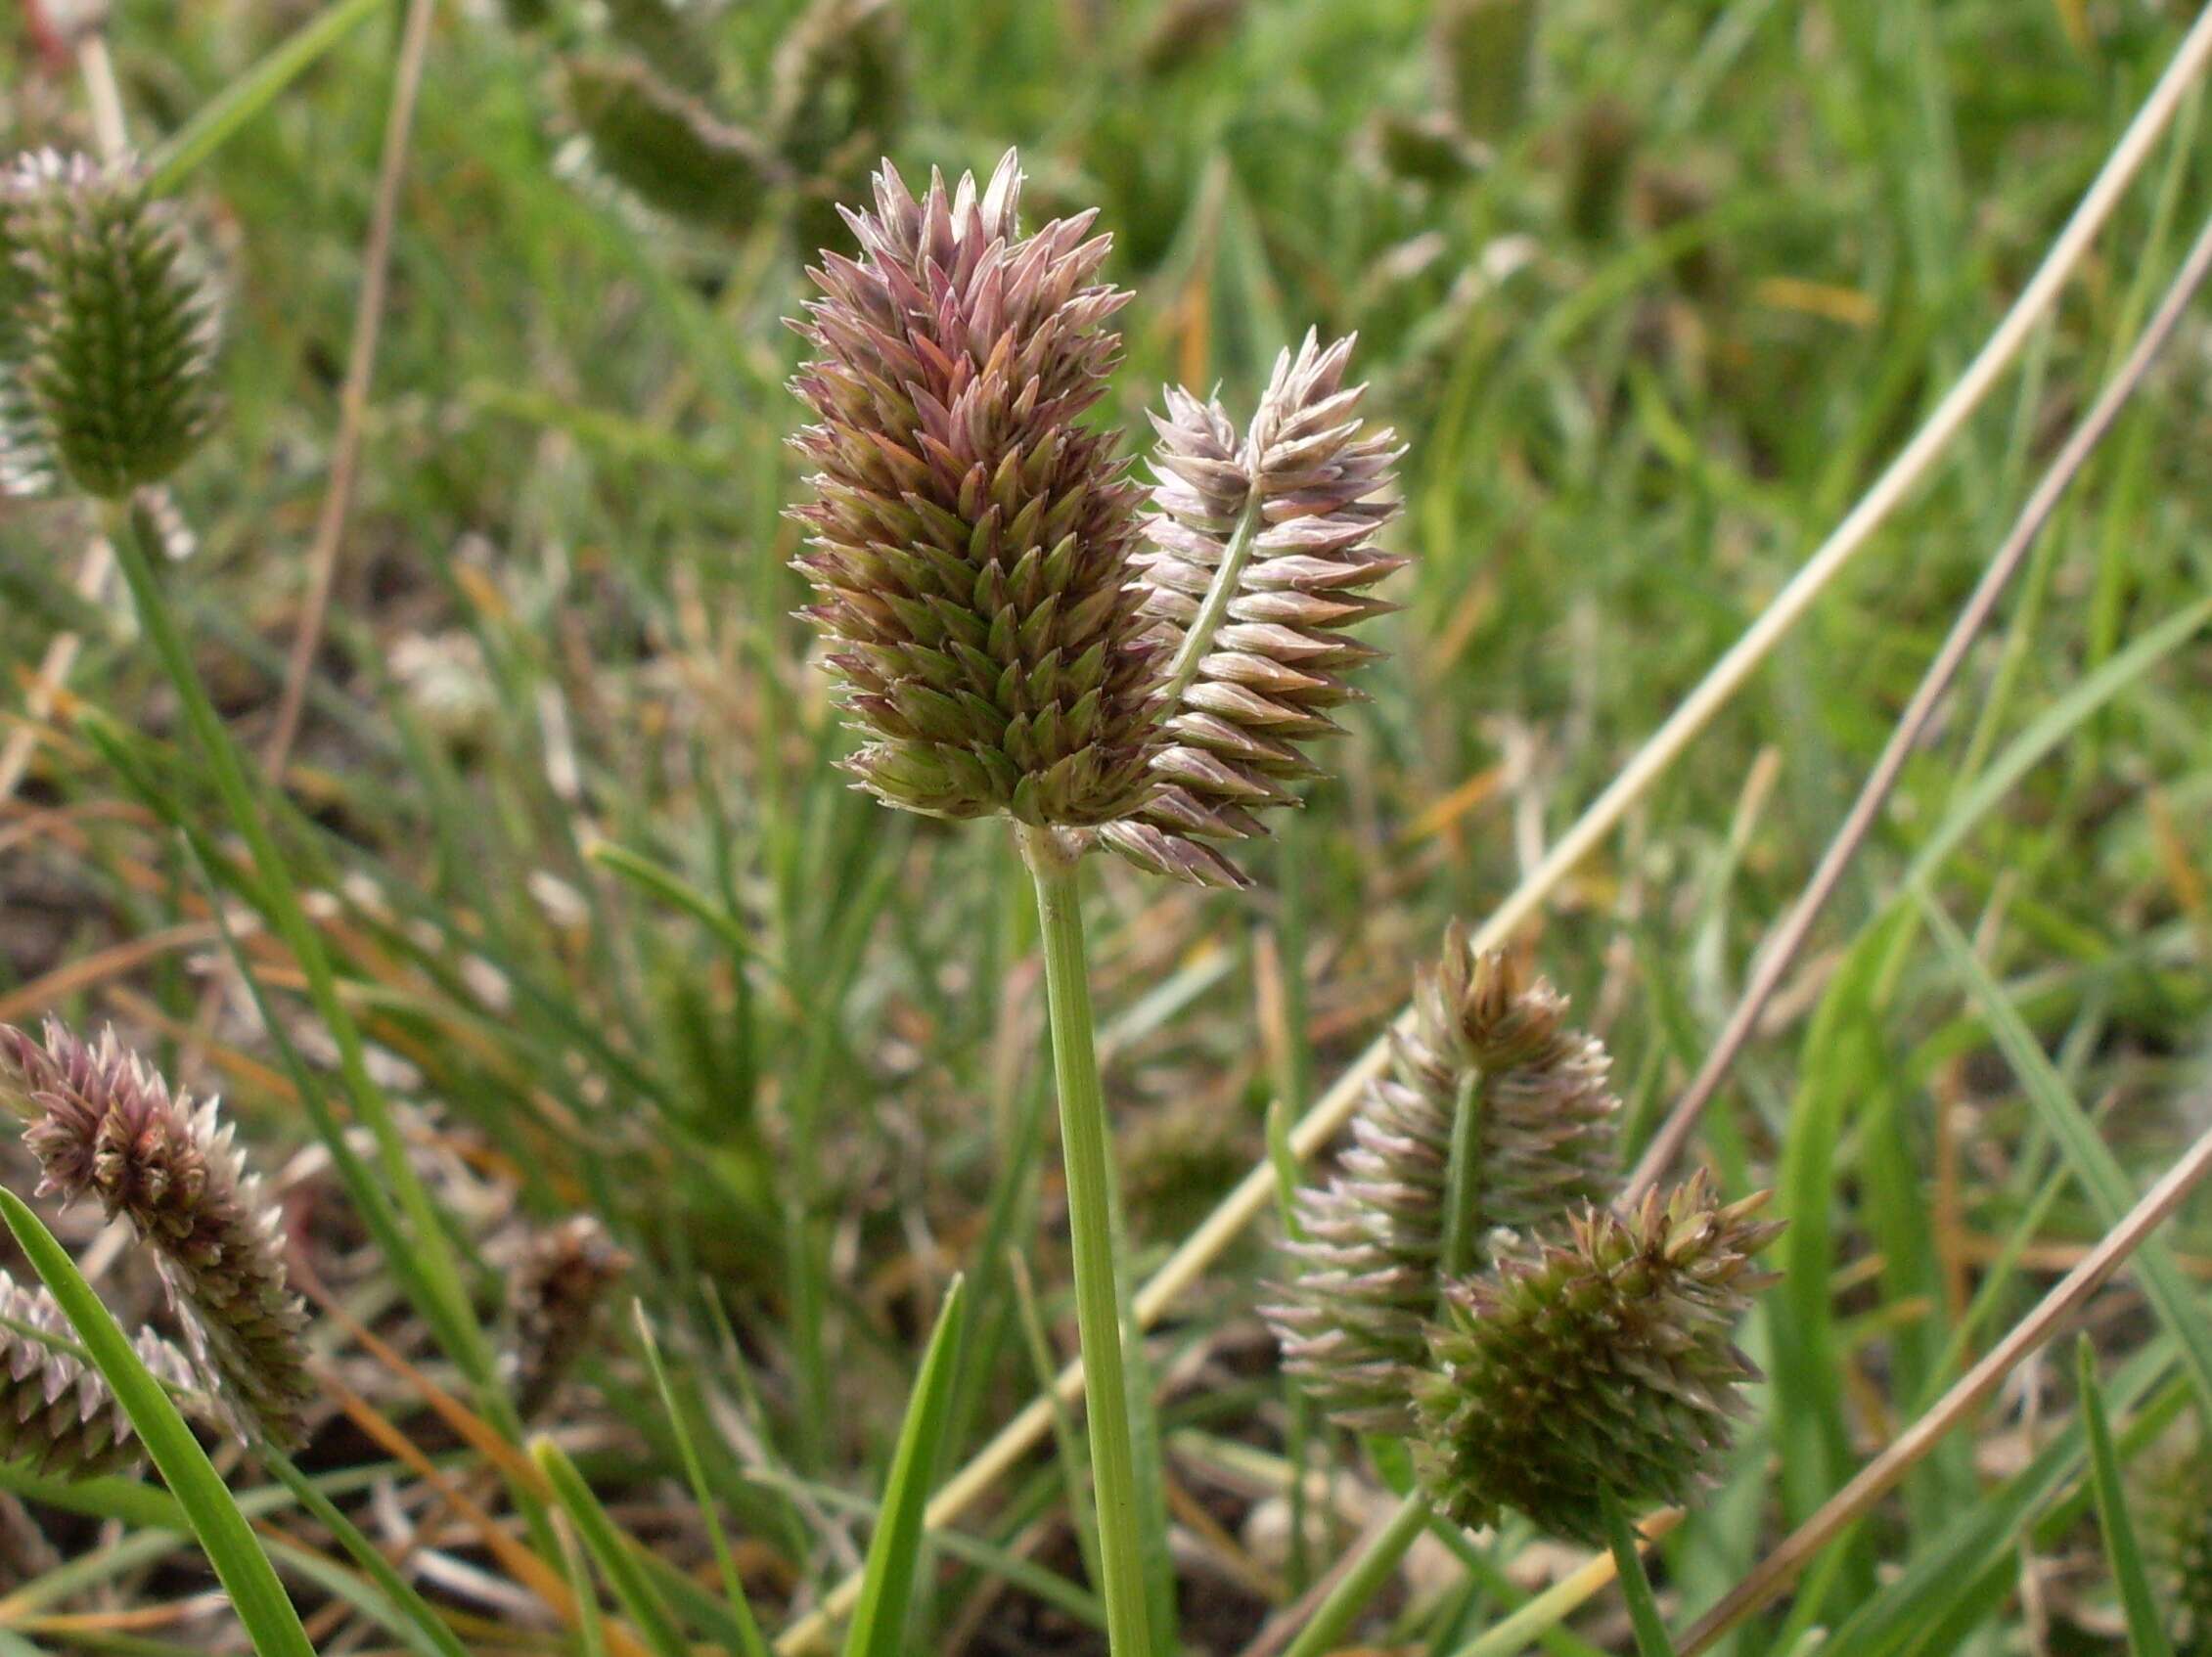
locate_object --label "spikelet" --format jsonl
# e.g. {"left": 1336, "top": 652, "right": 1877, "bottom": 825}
{"left": 6, "top": 150, "right": 219, "bottom": 500}
{"left": 0, "top": 1021, "right": 314, "bottom": 1449}
{"left": 0, "top": 1267, "right": 198, "bottom": 1480}
{"left": 788, "top": 151, "right": 1166, "bottom": 826}
{"left": 1261, "top": 932, "right": 1618, "bottom": 1434}
{"left": 505, "top": 1216, "right": 630, "bottom": 1419}
{"left": 1102, "top": 330, "right": 1404, "bottom": 887}
{"left": 563, "top": 56, "right": 784, "bottom": 234}
{"left": 1413, "top": 1174, "right": 1781, "bottom": 1544}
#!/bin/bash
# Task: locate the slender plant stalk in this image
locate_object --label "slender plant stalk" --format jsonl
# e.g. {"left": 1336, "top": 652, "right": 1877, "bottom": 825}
{"left": 1450, "top": 1511, "right": 1686, "bottom": 1657}
{"left": 101, "top": 499, "right": 492, "bottom": 1390}
{"left": 1276, "top": 1497, "right": 1430, "bottom": 1657}
{"left": 1600, "top": 1490, "right": 1675, "bottom": 1657}
{"left": 1017, "top": 824, "right": 1155, "bottom": 1657}
{"left": 261, "top": 0, "right": 436, "bottom": 777}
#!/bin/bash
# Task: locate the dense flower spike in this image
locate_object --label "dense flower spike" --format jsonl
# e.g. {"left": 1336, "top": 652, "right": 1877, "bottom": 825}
{"left": 0, "top": 1021, "right": 314, "bottom": 1449}
{"left": 0, "top": 1268, "right": 193, "bottom": 1479}
{"left": 1413, "top": 1174, "right": 1782, "bottom": 1544}
{"left": 788, "top": 151, "right": 1166, "bottom": 825}
{"left": 6, "top": 151, "right": 219, "bottom": 500}
{"left": 1262, "top": 932, "right": 1618, "bottom": 1434}
{"left": 1103, "top": 331, "right": 1405, "bottom": 887}
{"left": 506, "top": 1215, "right": 631, "bottom": 1419}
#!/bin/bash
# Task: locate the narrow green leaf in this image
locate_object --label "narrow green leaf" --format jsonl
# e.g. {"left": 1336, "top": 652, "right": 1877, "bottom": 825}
{"left": 1009, "top": 1252, "right": 1104, "bottom": 1607}
{"left": 261, "top": 1446, "right": 474, "bottom": 1657}
{"left": 1601, "top": 1488, "right": 1677, "bottom": 1657}
{"left": 533, "top": 1435, "right": 694, "bottom": 1657}
{"left": 1827, "top": 1344, "right": 2185, "bottom": 1657}
{"left": 2077, "top": 1337, "right": 2177, "bottom": 1657}
{"left": 1919, "top": 890, "right": 2212, "bottom": 1415}
{"left": 552, "top": 1509, "right": 613, "bottom": 1657}
{"left": 632, "top": 1302, "right": 774, "bottom": 1657}
{"left": 1904, "top": 592, "right": 2212, "bottom": 887}
{"left": 148, "top": 0, "right": 400, "bottom": 191}
{"left": 591, "top": 838, "right": 762, "bottom": 966}
{"left": 1265, "top": 1097, "right": 1305, "bottom": 1240}
{"left": 843, "top": 1275, "right": 969, "bottom": 1657}
{"left": 0, "top": 1188, "right": 315, "bottom": 1657}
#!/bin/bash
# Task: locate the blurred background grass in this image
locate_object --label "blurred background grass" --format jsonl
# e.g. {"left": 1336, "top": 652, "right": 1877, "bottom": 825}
{"left": 7, "top": 0, "right": 2212, "bottom": 1651}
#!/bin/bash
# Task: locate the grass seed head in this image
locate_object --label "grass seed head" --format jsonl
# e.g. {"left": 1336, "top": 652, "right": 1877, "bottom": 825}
{"left": 0, "top": 1020, "right": 314, "bottom": 1450}
{"left": 1103, "top": 330, "right": 1405, "bottom": 887}
{"left": 0, "top": 1267, "right": 197, "bottom": 1480}
{"left": 1263, "top": 934, "right": 1620, "bottom": 1435}
{"left": 1413, "top": 1172, "right": 1781, "bottom": 1544}
{"left": 6, "top": 151, "right": 220, "bottom": 501}
{"left": 788, "top": 150, "right": 1167, "bottom": 827}
{"left": 507, "top": 1215, "right": 631, "bottom": 1419}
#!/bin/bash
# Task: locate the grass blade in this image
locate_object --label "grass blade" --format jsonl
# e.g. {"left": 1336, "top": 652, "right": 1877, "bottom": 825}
{"left": 1918, "top": 890, "right": 2212, "bottom": 1415}
{"left": 843, "top": 1275, "right": 969, "bottom": 1657}
{"left": 148, "top": 0, "right": 398, "bottom": 190}
{"left": 2076, "top": 1336, "right": 2177, "bottom": 1657}
{"left": 533, "top": 1434, "right": 695, "bottom": 1657}
{"left": 631, "top": 1302, "right": 774, "bottom": 1657}
{"left": 553, "top": 1509, "right": 614, "bottom": 1657}
{"left": 259, "top": 1445, "right": 474, "bottom": 1657}
{"left": 0, "top": 1187, "right": 316, "bottom": 1657}
{"left": 1602, "top": 1488, "right": 1678, "bottom": 1657}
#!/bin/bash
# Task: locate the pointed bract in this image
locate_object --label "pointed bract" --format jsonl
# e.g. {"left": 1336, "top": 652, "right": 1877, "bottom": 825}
{"left": 1104, "top": 330, "right": 1404, "bottom": 887}
{"left": 1413, "top": 1174, "right": 1782, "bottom": 1544}
{"left": 0, "top": 1020, "right": 313, "bottom": 1449}
{"left": 0, "top": 1267, "right": 197, "bottom": 1480}
{"left": 788, "top": 151, "right": 1167, "bottom": 826}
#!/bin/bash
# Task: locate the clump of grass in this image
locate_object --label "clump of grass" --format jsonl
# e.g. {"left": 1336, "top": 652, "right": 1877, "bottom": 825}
{"left": 15, "top": 5, "right": 2212, "bottom": 1656}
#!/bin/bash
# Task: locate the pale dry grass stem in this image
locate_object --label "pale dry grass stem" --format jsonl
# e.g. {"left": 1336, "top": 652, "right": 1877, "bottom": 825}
{"left": 1627, "top": 201, "right": 2212, "bottom": 1203}
{"left": 1680, "top": 1115, "right": 2212, "bottom": 1653}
